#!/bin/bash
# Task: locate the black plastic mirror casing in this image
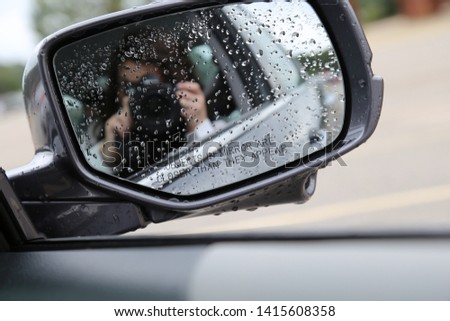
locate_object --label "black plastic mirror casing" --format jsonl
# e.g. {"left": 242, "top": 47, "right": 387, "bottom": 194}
{"left": 8, "top": 0, "right": 383, "bottom": 238}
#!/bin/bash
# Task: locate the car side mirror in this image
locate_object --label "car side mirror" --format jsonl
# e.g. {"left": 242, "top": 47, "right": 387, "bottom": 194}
{"left": 54, "top": 1, "right": 347, "bottom": 196}
{"left": 10, "top": 0, "right": 383, "bottom": 238}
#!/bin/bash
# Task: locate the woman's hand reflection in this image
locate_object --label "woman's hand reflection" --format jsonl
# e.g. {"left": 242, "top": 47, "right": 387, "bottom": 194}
{"left": 176, "top": 81, "right": 208, "bottom": 133}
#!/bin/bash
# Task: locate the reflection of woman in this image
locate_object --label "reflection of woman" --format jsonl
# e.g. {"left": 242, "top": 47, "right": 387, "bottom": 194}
{"left": 97, "top": 32, "right": 217, "bottom": 176}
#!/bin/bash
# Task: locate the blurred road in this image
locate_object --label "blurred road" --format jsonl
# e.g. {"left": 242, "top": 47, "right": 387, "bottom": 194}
{"left": 2, "top": 8, "right": 450, "bottom": 235}
{"left": 0, "top": 109, "right": 34, "bottom": 170}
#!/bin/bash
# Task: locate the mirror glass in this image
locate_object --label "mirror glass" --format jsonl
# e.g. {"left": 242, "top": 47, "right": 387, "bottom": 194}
{"left": 54, "top": 1, "right": 345, "bottom": 195}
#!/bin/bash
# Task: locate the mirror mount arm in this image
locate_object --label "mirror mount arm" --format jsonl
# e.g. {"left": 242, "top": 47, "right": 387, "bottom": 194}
{"left": 7, "top": 152, "right": 148, "bottom": 238}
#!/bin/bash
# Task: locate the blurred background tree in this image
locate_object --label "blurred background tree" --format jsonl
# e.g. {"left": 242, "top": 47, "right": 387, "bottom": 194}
{"left": 352, "top": 0, "right": 449, "bottom": 22}
{"left": 33, "top": 0, "right": 150, "bottom": 38}
{"left": 357, "top": 0, "right": 398, "bottom": 22}
{"left": 0, "top": 65, "right": 24, "bottom": 93}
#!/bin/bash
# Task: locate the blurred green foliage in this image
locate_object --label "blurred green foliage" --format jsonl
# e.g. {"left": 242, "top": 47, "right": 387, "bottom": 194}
{"left": 0, "top": 65, "right": 24, "bottom": 94}
{"left": 358, "top": 0, "right": 398, "bottom": 22}
{"left": 33, "top": 0, "right": 151, "bottom": 38}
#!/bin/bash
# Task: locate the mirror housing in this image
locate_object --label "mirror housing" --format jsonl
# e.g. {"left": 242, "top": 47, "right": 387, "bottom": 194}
{"left": 9, "top": 0, "right": 383, "bottom": 238}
